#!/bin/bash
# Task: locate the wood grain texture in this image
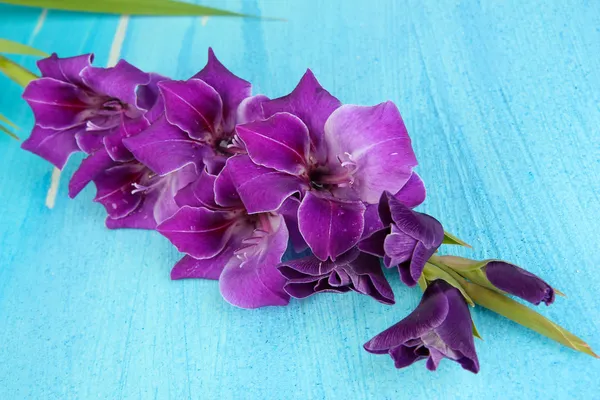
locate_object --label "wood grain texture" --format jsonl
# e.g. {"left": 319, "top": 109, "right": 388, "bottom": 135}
{"left": 1, "top": 1, "right": 599, "bottom": 399}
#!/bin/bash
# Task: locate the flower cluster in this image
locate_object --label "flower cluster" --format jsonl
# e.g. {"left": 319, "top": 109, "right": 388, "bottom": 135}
{"left": 22, "top": 50, "right": 596, "bottom": 374}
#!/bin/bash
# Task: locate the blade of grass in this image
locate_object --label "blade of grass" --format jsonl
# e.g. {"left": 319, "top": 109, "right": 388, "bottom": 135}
{"left": 0, "top": 123, "right": 19, "bottom": 140}
{"left": 0, "top": 112, "right": 18, "bottom": 129}
{"left": 0, "top": 38, "right": 48, "bottom": 57}
{"left": 0, "top": 0, "right": 281, "bottom": 19}
{"left": 0, "top": 55, "right": 38, "bottom": 87}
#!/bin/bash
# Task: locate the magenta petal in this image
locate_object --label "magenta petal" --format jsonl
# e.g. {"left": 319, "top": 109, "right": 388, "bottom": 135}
{"left": 362, "top": 203, "right": 384, "bottom": 238}
{"left": 174, "top": 168, "right": 218, "bottom": 209}
{"left": 23, "top": 78, "right": 88, "bottom": 129}
{"left": 394, "top": 173, "right": 426, "bottom": 208}
{"left": 219, "top": 215, "right": 290, "bottom": 309}
{"left": 224, "top": 155, "right": 304, "bottom": 214}
{"left": 278, "top": 197, "right": 308, "bottom": 252}
{"left": 171, "top": 250, "right": 233, "bottom": 280}
{"left": 68, "top": 148, "right": 115, "bottom": 198}
{"left": 358, "top": 227, "right": 389, "bottom": 258}
{"left": 93, "top": 163, "right": 146, "bottom": 219}
{"left": 213, "top": 161, "right": 242, "bottom": 208}
{"left": 236, "top": 112, "right": 310, "bottom": 175}
{"left": 157, "top": 206, "right": 236, "bottom": 259}
{"left": 124, "top": 116, "right": 204, "bottom": 175}
{"left": 105, "top": 191, "right": 158, "bottom": 230}
{"left": 37, "top": 53, "right": 93, "bottom": 87}
{"left": 298, "top": 192, "right": 366, "bottom": 261}
{"left": 262, "top": 70, "right": 341, "bottom": 161}
{"left": 159, "top": 79, "right": 222, "bottom": 138}
{"left": 103, "top": 117, "right": 149, "bottom": 162}
{"left": 21, "top": 125, "right": 80, "bottom": 169}
{"left": 75, "top": 129, "right": 107, "bottom": 154}
{"left": 324, "top": 103, "right": 418, "bottom": 203}
{"left": 193, "top": 48, "right": 251, "bottom": 132}
{"left": 81, "top": 60, "right": 150, "bottom": 107}
{"left": 237, "top": 94, "right": 269, "bottom": 124}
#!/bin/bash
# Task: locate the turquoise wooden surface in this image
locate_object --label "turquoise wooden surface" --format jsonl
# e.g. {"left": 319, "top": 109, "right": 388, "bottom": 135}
{"left": 1, "top": 1, "right": 599, "bottom": 398}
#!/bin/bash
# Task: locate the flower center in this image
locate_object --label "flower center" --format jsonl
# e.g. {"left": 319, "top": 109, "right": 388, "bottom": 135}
{"left": 308, "top": 152, "right": 358, "bottom": 190}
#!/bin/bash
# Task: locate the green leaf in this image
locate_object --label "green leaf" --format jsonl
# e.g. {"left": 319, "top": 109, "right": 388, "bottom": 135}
{"left": 472, "top": 321, "right": 483, "bottom": 340}
{"left": 423, "top": 262, "right": 475, "bottom": 307}
{"left": 437, "top": 255, "right": 492, "bottom": 272}
{"left": 463, "top": 280, "right": 598, "bottom": 358}
{"left": 0, "top": 0, "right": 280, "bottom": 19}
{"left": 0, "top": 123, "right": 19, "bottom": 140}
{"left": 0, "top": 55, "right": 38, "bottom": 87}
{"left": 442, "top": 231, "right": 472, "bottom": 248}
{"left": 0, "top": 112, "right": 17, "bottom": 129}
{"left": 0, "top": 38, "right": 48, "bottom": 57}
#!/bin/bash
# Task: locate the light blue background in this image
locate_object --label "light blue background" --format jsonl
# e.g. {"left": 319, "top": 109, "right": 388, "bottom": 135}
{"left": 1, "top": 1, "right": 599, "bottom": 399}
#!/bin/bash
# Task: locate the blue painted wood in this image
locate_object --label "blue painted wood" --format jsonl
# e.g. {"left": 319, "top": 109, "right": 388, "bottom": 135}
{"left": 1, "top": 1, "right": 599, "bottom": 398}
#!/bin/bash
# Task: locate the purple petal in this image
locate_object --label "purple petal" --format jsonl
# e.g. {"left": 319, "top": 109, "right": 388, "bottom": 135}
{"left": 388, "top": 195, "right": 444, "bottom": 248}
{"left": 279, "top": 255, "right": 337, "bottom": 278}
{"left": 358, "top": 228, "right": 389, "bottom": 258}
{"left": 93, "top": 163, "right": 146, "bottom": 219}
{"left": 23, "top": 78, "right": 88, "bottom": 130}
{"left": 485, "top": 261, "right": 555, "bottom": 306}
{"left": 103, "top": 117, "right": 149, "bottom": 162}
{"left": 363, "top": 203, "right": 384, "bottom": 238}
{"left": 105, "top": 191, "right": 158, "bottom": 230}
{"left": 324, "top": 103, "right": 417, "bottom": 203}
{"left": 37, "top": 53, "right": 92, "bottom": 87}
{"left": 262, "top": 70, "right": 341, "bottom": 162}
{"left": 433, "top": 282, "right": 480, "bottom": 373}
{"left": 383, "top": 225, "right": 418, "bottom": 267}
{"left": 21, "top": 125, "right": 80, "bottom": 169}
{"left": 213, "top": 161, "right": 243, "bottom": 208}
{"left": 174, "top": 168, "right": 218, "bottom": 209}
{"left": 347, "top": 252, "right": 395, "bottom": 305}
{"left": 237, "top": 94, "right": 269, "bottom": 124}
{"left": 75, "top": 129, "right": 107, "bottom": 154}
{"left": 157, "top": 206, "right": 237, "bottom": 259}
{"left": 193, "top": 48, "right": 251, "bottom": 132}
{"left": 152, "top": 164, "right": 199, "bottom": 224}
{"left": 171, "top": 249, "right": 233, "bottom": 280}
{"left": 139, "top": 73, "right": 169, "bottom": 123}
{"left": 224, "top": 155, "right": 304, "bottom": 214}
{"left": 219, "top": 215, "right": 291, "bottom": 309}
{"left": 298, "top": 192, "right": 365, "bottom": 261}
{"left": 68, "top": 148, "right": 115, "bottom": 198}
{"left": 159, "top": 79, "right": 222, "bottom": 139}
{"left": 80, "top": 60, "right": 150, "bottom": 108}
{"left": 124, "top": 115, "right": 204, "bottom": 175}
{"left": 363, "top": 281, "right": 450, "bottom": 353}
{"left": 389, "top": 345, "right": 428, "bottom": 368}
{"left": 236, "top": 112, "right": 310, "bottom": 175}
{"left": 278, "top": 197, "right": 308, "bottom": 252}
{"left": 394, "top": 173, "right": 426, "bottom": 208}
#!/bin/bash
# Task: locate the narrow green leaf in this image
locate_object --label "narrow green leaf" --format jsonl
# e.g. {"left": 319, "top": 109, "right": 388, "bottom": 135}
{"left": 0, "top": 0, "right": 280, "bottom": 20}
{"left": 0, "top": 38, "right": 48, "bottom": 57}
{"left": 417, "top": 274, "right": 428, "bottom": 291}
{"left": 0, "top": 123, "right": 19, "bottom": 140}
{"left": 0, "top": 112, "right": 17, "bottom": 129}
{"left": 437, "top": 255, "right": 491, "bottom": 272}
{"left": 0, "top": 55, "right": 38, "bottom": 87}
{"left": 472, "top": 322, "right": 483, "bottom": 340}
{"left": 442, "top": 231, "right": 472, "bottom": 248}
{"left": 423, "top": 262, "right": 475, "bottom": 307}
{"left": 463, "top": 280, "right": 598, "bottom": 358}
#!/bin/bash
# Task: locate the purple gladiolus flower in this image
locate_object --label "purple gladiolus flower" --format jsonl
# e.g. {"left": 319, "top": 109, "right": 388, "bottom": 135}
{"left": 124, "top": 49, "right": 268, "bottom": 176}
{"left": 68, "top": 148, "right": 198, "bottom": 229}
{"left": 485, "top": 261, "right": 555, "bottom": 306}
{"left": 227, "top": 71, "right": 418, "bottom": 261}
{"left": 364, "top": 279, "right": 479, "bottom": 373}
{"left": 22, "top": 53, "right": 162, "bottom": 168}
{"left": 278, "top": 247, "right": 395, "bottom": 305}
{"left": 157, "top": 165, "right": 291, "bottom": 309}
{"left": 359, "top": 191, "right": 444, "bottom": 286}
